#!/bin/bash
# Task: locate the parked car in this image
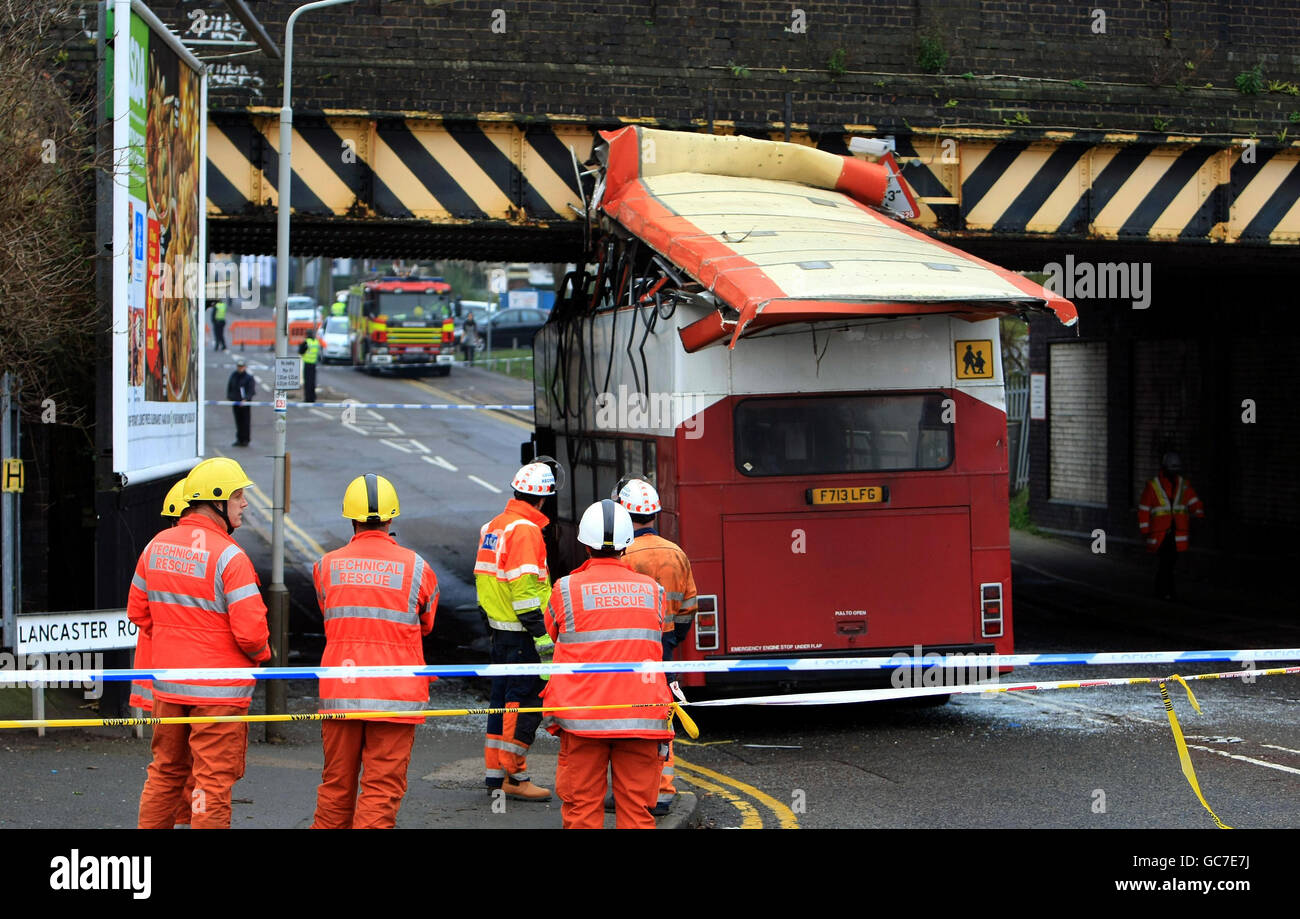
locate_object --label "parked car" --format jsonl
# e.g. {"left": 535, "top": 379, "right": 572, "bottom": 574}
{"left": 481, "top": 307, "right": 548, "bottom": 348}
{"left": 320, "top": 316, "right": 352, "bottom": 363}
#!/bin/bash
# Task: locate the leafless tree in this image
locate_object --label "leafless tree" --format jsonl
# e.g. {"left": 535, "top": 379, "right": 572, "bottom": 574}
{"left": 0, "top": 0, "right": 99, "bottom": 432}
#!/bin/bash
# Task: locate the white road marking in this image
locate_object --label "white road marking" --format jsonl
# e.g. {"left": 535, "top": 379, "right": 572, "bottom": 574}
{"left": 1260, "top": 743, "right": 1300, "bottom": 756}
{"left": 381, "top": 438, "right": 413, "bottom": 454}
{"left": 467, "top": 474, "right": 502, "bottom": 494}
{"left": 407, "top": 439, "right": 429, "bottom": 454}
{"left": 342, "top": 422, "right": 369, "bottom": 436}
{"left": 366, "top": 409, "right": 384, "bottom": 421}
{"left": 387, "top": 422, "right": 405, "bottom": 434}
{"left": 425, "top": 455, "right": 458, "bottom": 471}
{"left": 309, "top": 408, "right": 332, "bottom": 420}
{"left": 1186, "top": 744, "right": 1300, "bottom": 777}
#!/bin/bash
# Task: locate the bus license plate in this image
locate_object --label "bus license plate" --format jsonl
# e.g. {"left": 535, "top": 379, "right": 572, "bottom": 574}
{"left": 806, "top": 485, "right": 888, "bottom": 506}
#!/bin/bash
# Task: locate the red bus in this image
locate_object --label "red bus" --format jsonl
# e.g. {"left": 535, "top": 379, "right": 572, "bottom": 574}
{"left": 530, "top": 128, "right": 1077, "bottom": 692}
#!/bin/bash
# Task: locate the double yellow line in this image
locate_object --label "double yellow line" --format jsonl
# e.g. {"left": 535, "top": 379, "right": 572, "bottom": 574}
{"left": 674, "top": 754, "right": 800, "bottom": 829}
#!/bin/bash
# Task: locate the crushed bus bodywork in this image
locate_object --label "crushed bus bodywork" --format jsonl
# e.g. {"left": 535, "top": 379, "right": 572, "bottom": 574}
{"left": 532, "top": 127, "right": 1077, "bottom": 693}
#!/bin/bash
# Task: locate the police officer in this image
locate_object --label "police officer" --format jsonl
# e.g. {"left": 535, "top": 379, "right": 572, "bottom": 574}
{"left": 311, "top": 474, "right": 438, "bottom": 829}
{"left": 475, "top": 463, "right": 555, "bottom": 801}
{"left": 210, "top": 300, "right": 228, "bottom": 351}
{"left": 129, "top": 457, "right": 270, "bottom": 829}
{"left": 298, "top": 328, "right": 324, "bottom": 403}
{"left": 227, "top": 358, "right": 256, "bottom": 447}
{"left": 331, "top": 292, "right": 348, "bottom": 317}
{"left": 543, "top": 499, "right": 673, "bottom": 829}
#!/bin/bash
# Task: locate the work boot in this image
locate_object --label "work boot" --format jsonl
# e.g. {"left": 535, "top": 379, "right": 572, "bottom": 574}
{"left": 502, "top": 778, "right": 551, "bottom": 801}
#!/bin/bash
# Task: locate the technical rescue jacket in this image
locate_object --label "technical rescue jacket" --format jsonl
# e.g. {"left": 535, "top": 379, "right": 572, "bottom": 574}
{"left": 127, "top": 513, "right": 270, "bottom": 708}
{"left": 475, "top": 499, "right": 550, "bottom": 637}
{"left": 313, "top": 529, "right": 438, "bottom": 724}
{"left": 542, "top": 557, "right": 673, "bottom": 740}
{"left": 1138, "top": 474, "right": 1205, "bottom": 553}
{"left": 624, "top": 527, "right": 698, "bottom": 632}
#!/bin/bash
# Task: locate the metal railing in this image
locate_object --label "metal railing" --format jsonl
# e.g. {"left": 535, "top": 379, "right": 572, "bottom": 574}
{"left": 1005, "top": 372, "right": 1030, "bottom": 494}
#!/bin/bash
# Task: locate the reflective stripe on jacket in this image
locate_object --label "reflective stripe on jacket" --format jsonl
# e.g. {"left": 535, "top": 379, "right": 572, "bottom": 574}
{"left": 314, "top": 529, "right": 438, "bottom": 724}
{"left": 127, "top": 514, "right": 270, "bottom": 708}
{"left": 474, "top": 499, "right": 550, "bottom": 634}
{"left": 542, "top": 557, "right": 673, "bottom": 740}
{"left": 624, "top": 529, "right": 698, "bottom": 629}
{"left": 1137, "top": 474, "right": 1204, "bottom": 553}
{"left": 129, "top": 631, "right": 153, "bottom": 711}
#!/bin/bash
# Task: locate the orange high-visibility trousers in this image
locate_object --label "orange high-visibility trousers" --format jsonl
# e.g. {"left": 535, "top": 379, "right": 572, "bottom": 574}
{"left": 557, "top": 733, "right": 661, "bottom": 829}
{"left": 311, "top": 721, "right": 417, "bottom": 829}
{"left": 658, "top": 740, "right": 677, "bottom": 806}
{"left": 138, "top": 700, "right": 248, "bottom": 829}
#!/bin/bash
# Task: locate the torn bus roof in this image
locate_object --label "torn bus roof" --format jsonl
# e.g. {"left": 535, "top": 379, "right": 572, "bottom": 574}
{"left": 595, "top": 127, "right": 1078, "bottom": 352}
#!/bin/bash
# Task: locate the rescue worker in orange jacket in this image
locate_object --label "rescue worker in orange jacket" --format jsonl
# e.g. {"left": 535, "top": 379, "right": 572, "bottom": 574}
{"left": 544, "top": 499, "right": 673, "bottom": 829}
{"left": 128, "top": 479, "right": 199, "bottom": 828}
{"left": 129, "top": 457, "right": 270, "bottom": 829}
{"left": 1137, "top": 452, "right": 1206, "bottom": 600}
{"left": 311, "top": 474, "right": 438, "bottom": 829}
{"left": 475, "top": 462, "right": 555, "bottom": 800}
{"left": 613, "top": 477, "right": 696, "bottom": 816}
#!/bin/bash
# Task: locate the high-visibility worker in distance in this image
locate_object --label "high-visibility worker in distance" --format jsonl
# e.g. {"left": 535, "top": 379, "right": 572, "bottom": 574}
{"left": 129, "top": 457, "right": 270, "bottom": 829}
{"left": 614, "top": 477, "right": 696, "bottom": 816}
{"left": 311, "top": 474, "right": 438, "bottom": 829}
{"left": 543, "top": 499, "right": 673, "bottom": 829}
{"left": 1137, "top": 451, "right": 1206, "bottom": 601}
{"left": 331, "top": 291, "right": 347, "bottom": 317}
{"left": 128, "top": 478, "right": 198, "bottom": 828}
{"left": 475, "top": 462, "right": 555, "bottom": 801}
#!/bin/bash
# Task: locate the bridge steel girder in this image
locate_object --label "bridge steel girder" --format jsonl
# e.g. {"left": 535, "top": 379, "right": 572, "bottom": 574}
{"left": 205, "top": 113, "right": 1300, "bottom": 258}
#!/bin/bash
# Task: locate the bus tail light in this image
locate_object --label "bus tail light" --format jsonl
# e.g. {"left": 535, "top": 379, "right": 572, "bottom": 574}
{"left": 980, "top": 582, "right": 1004, "bottom": 638}
{"left": 695, "top": 596, "right": 719, "bottom": 651}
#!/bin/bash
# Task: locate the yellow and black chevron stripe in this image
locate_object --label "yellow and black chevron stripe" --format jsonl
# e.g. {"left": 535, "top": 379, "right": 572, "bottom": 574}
{"left": 206, "top": 113, "right": 595, "bottom": 224}
{"left": 885, "top": 129, "right": 1300, "bottom": 245}
{"left": 206, "top": 114, "right": 1300, "bottom": 246}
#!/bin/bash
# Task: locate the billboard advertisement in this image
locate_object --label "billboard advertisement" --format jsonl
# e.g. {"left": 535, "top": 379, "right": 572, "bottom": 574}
{"left": 108, "top": 0, "right": 206, "bottom": 483}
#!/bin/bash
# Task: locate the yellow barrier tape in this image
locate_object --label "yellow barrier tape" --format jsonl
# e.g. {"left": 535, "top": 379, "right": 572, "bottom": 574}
{"left": 0, "top": 700, "right": 680, "bottom": 731}
{"left": 672, "top": 702, "right": 700, "bottom": 739}
{"left": 1158, "top": 676, "right": 1231, "bottom": 830}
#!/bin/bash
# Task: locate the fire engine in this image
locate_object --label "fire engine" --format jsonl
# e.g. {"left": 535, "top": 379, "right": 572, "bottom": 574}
{"left": 529, "top": 127, "right": 1078, "bottom": 692}
{"left": 347, "top": 276, "right": 457, "bottom": 375}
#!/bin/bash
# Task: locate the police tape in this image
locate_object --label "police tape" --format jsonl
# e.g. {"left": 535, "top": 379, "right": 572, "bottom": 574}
{"left": 206, "top": 401, "right": 533, "bottom": 410}
{"left": 0, "top": 700, "right": 696, "bottom": 734}
{"left": 2, "top": 648, "right": 1297, "bottom": 686}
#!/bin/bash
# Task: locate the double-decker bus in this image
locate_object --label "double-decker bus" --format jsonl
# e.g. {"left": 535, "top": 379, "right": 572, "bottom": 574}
{"left": 529, "top": 127, "right": 1077, "bottom": 692}
{"left": 347, "top": 276, "right": 457, "bottom": 375}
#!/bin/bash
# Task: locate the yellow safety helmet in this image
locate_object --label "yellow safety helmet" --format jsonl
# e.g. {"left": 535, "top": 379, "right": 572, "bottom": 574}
{"left": 162, "top": 479, "right": 190, "bottom": 517}
{"left": 186, "top": 457, "right": 254, "bottom": 502}
{"left": 342, "top": 473, "right": 400, "bottom": 522}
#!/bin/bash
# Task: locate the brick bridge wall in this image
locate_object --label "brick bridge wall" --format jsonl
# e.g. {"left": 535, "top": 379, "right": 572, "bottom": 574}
{"left": 112, "top": 1, "right": 1299, "bottom": 137}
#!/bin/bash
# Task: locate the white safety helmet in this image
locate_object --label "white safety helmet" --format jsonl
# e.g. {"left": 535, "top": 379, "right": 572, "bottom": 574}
{"left": 512, "top": 462, "right": 556, "bottom": 496}
{"left": 577, "top": 499, "right": 634, "bottom": 551}
{"left": 614, "top": 477, "right": 661, "bottom": 515}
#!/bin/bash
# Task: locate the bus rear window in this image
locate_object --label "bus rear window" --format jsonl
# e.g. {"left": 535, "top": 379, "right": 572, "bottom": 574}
{"left": 734, "top": 394, "right": 953, "bottom": 476}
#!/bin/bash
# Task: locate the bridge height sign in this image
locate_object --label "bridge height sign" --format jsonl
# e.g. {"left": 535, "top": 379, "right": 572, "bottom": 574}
{"left": 105, "top": 1, "right": 207, "bottom": 484}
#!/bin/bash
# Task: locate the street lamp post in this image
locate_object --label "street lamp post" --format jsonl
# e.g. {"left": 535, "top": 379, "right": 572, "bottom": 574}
{"left": 269, "top": 0, "right": 356, "bottom": 740}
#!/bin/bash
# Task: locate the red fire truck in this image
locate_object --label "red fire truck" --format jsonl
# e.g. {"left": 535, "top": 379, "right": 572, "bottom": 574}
{"left": 347, "top": 276, "right": 457, "bottom": 375}
{"left": 529, "top": 127, "right": 1077, "bottom": 692}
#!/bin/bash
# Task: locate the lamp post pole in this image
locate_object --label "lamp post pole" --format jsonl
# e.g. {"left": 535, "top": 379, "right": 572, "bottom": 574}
{"left": 268, "top": 0, "right": 356, "bottom": 740}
